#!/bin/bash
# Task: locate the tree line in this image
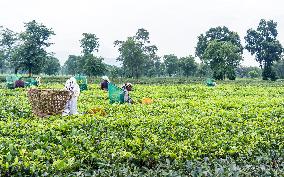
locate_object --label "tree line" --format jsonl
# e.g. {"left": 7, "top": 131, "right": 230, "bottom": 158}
{"left": 0, "top": 20, "right": 60, "bottom": 76}
{"left": 0, "top": 19, "right": 283, "bottom": 80}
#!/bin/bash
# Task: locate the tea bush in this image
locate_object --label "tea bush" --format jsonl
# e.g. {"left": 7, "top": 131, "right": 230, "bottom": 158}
{"left": 0, "top": 82, "right": 283, "bottom": 176}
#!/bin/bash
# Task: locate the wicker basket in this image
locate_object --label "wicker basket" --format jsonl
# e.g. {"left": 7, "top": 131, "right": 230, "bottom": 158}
{"left": 28, "top": 89, "right": 71, "bottom": 117}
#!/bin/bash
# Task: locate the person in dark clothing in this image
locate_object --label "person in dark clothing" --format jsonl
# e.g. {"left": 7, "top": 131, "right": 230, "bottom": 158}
{"left": 14, "top": 77, "right": 25, "bottom": 88}
{"left": 101, "top": 76, "right": 110, "bottom": 91}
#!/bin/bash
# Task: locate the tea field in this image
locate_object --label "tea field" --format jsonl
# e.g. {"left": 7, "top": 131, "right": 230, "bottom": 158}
{"left": 0, "top": 82, "right": 283, "bottom": 176}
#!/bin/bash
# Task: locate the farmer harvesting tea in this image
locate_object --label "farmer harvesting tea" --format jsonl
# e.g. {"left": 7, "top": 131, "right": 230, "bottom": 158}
{"left": 62, "top": 77, "right": 80, "bottom": 116}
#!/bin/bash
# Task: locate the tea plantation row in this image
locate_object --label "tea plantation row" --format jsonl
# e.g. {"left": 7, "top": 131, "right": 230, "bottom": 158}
{"left": 0, "top": 83, "right": 283, "bottom": 176}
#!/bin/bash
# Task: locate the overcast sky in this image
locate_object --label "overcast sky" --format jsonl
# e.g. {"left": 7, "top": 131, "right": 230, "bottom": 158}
{"left": 1, "top": 0, "right": 284, "bottom": 66}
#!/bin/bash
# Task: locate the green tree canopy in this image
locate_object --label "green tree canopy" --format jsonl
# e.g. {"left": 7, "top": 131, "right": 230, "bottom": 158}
{"left": 197, "top": 63, "right": 212, "bottom": 78}
{"left": 274, "top": 58, "right": 284, "bottom": 79}
{"left": 12, "top": 20, "right": 55, "bottom": 76}
{"left": 115, "top": 37, "right": 145, "bottom": 78}
{"left": 105, "top": 65, "right": 124, "bottom": 78}
{"left": 196, "top": 26, "right": 243, "bottom": 60}
{"left": 114, "top": 28, "right": 158, "bottom": 79}
{"left": 63, "top": 55, "right": 81, "bottom": 75}
{"left": 164, "top": 54, "right": 179, "bottom": 77}
{"left": 82, "top": 54, "right": 106, "bottom": 76}
{"left": 78, "top": 33, "right": 106, "bottom": 76}
{"left": 64, "top": 33, "right": 106, "bottom": 76}
{"left": 43, "top": 55, "right": 61, "bottom": 75}
{"left": 179, "top": 55, "right": 198, "bottom": 77}
{"left": 80, "top": 33, "right": 99, "bottom": 55}
{"left": 245, "top": 19, "right": 283, "bottom": 80}
{"left": 235, "top": 66, "right": 262, "bottom": 78}
{"left": 0, "top": 27, "right": 18, "bottom": 52}
{"left": 203, "top": 40, "right": 242, "bottom": 80}
{"left": 0, "top": 27, "right": 18, "bottom": 71}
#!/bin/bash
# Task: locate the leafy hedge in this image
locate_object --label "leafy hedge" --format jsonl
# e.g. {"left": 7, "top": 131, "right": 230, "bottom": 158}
{"left": 1, "top": 74, "right": 284, "bottom": 85}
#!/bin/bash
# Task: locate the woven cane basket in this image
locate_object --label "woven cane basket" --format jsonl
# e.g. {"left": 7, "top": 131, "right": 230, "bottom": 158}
{"left": 28, "top": 89, "right": 70, "bottom": 117}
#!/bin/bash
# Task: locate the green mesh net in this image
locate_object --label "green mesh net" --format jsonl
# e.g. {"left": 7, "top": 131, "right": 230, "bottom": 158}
{"left": 24, "top": 77, "right": 38, "bottom": 87}
{"left": 6, "top": 75, "right": 19, "bottom": 89}
{"left": 206, "top": 78, "right": 215, "bottom": 86}
{"left": 75, "top": 75, "right": 88, "bottom": 91}
{"left": 108, "top": 83, "right": 125, "bottom": 104}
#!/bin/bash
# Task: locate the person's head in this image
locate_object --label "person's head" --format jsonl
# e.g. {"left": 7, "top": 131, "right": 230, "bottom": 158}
{"left": 69, "top": 77, "right": 77, "bottom": 84}
{"left": 125, "top": 82, "right": 132, "bottom": 91}
{"left": 102, "top": 76, "right": 109, "bottom": 82}
{"left": 65, "top": 77, "right": 78, "bottom": 91}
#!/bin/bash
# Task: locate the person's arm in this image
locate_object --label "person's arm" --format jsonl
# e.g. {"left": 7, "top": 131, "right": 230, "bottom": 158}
{"left": 14, "top": 80, "right": 18, "bottom": 88}
{"left": 128, "top": 98, "right": 134, "bottom": 104}
{"left": 123, "top": 90, "right": 129, "bottom": 103}
{"left": 21, "top": 80, "right": 25, "bottom": 87}
{"left": 124, "top": 90, "right": 134, "bottom": 104}
{"left": 106, "top": 82, "right": 109, "bottom": 90}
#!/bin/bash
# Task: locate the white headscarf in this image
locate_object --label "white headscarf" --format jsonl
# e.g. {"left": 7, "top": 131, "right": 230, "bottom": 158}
{"left": 102, "top": 76, "right": 109, "bottom": 82}
{"left": 64, "top": 77, "right": 80, "bottom": 97}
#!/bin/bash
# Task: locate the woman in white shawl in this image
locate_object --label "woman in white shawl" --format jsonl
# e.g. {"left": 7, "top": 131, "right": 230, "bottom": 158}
{"left": 62, "top": 77, "right": 80, "bottom": 116}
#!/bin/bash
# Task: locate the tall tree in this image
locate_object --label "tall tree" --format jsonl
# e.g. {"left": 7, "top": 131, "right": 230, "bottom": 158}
{"left": 105, "top": 65, "right": 124, "bottom": 78}
{"left": 115, "top": 37, "right": 145, "bottom": 78}
{"left": 196, "top": 26, "right": 243, "bottom": 60}
{"left": 43, "top": 55, "right": 61, "bottom": 75}
{"left": 79, "top": 33, "right": 105, "bottom": 76}
{"left": 164, "top": 54, "right": 179, "bottom": 77}
{"left": 245, "top": 19, "right": 283, "bottom": 80}
{"left": 197, "top": 63, "right": 212, "bottom": 78}
{"left": 83, "top": 54, "right": 106, "bottom": 76}
{"left": 136, "top": 28, "right": 158, "bottom": 76}
{"left": 143, "top": 56, "right": 161, "bottom": 77}
{"left": 274, "top": 58, "right": 284, "bottom": 79}
{"left": 0, "top": 51, "right": 4, "bottom": 72}
{"left": 236, "top": 66, "right": 262, "bottom": 78}
{"left": 203, "top": 40, "right": 242, "bottom": 80}
{"left": 12, "top": 20, "right": 55, "bottom": 76}
{"left": 114, "top": 28, "right": 158, "bottom": 79}
{"left": 80, "top": 33, "right": 99, "bottom": 55}
{"left": 154, "top": 59, "right": 165, "bottom": 77}
{"left": 63, "top": 55, "right": 81, "bottom": 75}
{"left": 0, "top": 27, "right": 18, "bottom": 72}
{"left": 179, "top": 55, "right": 198, "bottom": 77}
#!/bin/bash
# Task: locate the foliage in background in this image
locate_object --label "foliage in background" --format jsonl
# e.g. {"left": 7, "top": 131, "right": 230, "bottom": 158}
{"left": 236, "top": 66, "right": 262, "bottom": 78}
{"left": 203, "top": 40, "right": 242, "bottom": 80}
{"left": 1, "top": 20, "right": 284, "bottom": 80}
{"left": 42, "top": 55, "right": 61, "bottom": 75}
{"left": 245, "top": 19, "right": 283, "bottom": 80}
{"left": 12, "top": 20, "right": 55, "bottom": 76}
{"left": 196, "top": 26, "right": 243, "bottom": 59}
{"left": 179, "top": 55, "right": 198, "bottom": 77}
{"left": 82, "top": 54, "right": 106, "bottom": 77}
{"left": 80, "top": 33, "right": 100, "bottom": 55}
{"left": 163, "top": 54, "right": 179, "bottom": 77}
{"left": 114, "top": 28, "right": 158, "bottom": 79}
{"left": 0, "top": 27, "right": 18, "bottom": 73}
{"left": 63, "top": 33, "right": 106, "bottom": 76}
